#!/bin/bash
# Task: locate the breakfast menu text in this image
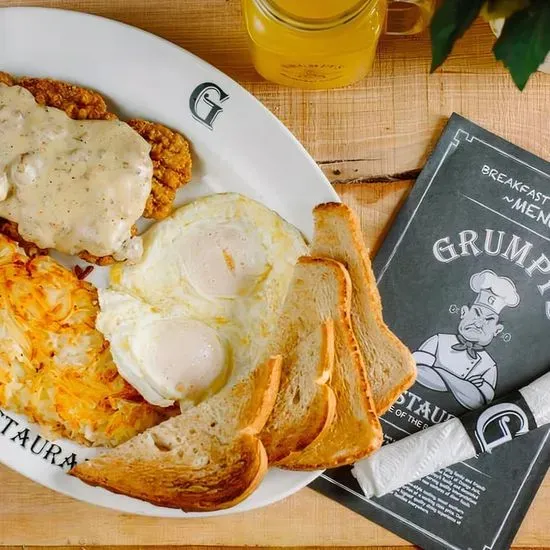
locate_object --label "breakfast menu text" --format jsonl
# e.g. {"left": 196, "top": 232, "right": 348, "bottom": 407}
{"left": 312, "top": 114, "right": 550, "bottom": 550}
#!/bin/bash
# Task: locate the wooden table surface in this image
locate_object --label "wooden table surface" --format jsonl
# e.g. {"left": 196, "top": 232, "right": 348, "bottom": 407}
{"left": 1, "top": 0, "right": 550, "bottom": 548}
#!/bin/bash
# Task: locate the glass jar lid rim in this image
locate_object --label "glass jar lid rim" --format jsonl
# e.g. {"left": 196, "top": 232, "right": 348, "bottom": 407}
{"left": 256, "top": 0, "right": 377, "bottom": 30}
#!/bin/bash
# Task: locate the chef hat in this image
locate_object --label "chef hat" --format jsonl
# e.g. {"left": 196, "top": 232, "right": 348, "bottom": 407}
{"left": 470, "top": 270, "right": 520, "bottom": 314}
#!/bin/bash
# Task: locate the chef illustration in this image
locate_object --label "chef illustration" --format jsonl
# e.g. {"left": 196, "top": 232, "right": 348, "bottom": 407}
{"left": 414, "top": 269, "right": 520, "bottom": 410}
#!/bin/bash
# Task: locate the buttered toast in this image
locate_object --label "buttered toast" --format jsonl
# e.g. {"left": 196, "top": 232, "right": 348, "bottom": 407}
{"left": 311, "top": 203, "right": 416, "bottom": 415}
{"left": 260, "top": 258, "right": 337, "bottom": 464}
{"left": 69, "top": 200, "right": 412, "bottom": 505}
{"left": 265, "top": 257, "right": 383, "bottom": 470}
{"left": 72, "top": 356, "right": 282, "bottom": 512}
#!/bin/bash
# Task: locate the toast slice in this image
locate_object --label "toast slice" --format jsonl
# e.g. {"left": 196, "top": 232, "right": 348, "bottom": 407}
{"left": 310, "top": 203, "right": 416, "bottom": 415}
{"left": 260, "top": 257, "right": 337, "bottom": 463}
{"left": 71, "top": 356, "right": 282, "bottom": 512}
{"left": 271, "top": 257, "right": 383, "bottom": 470}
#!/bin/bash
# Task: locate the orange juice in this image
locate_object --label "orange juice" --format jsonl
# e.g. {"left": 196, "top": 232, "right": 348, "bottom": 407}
{"left": 270, "top": 0, "right": 368, "bottom": 19}
{"left": 242, "top": 0, "right": 387, "bottom": 89}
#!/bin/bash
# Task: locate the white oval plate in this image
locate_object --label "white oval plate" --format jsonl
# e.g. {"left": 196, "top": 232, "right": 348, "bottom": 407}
{"left": 0, "top": 7, "right": 338, "bottom": 517}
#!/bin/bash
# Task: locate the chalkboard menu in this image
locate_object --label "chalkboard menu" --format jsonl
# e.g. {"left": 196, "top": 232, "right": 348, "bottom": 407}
{"left": 312, "top": 114, "right": 550, "bottom": 550}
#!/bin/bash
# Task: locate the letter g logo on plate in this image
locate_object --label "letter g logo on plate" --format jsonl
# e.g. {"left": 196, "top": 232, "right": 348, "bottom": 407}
{"left": 189, "top": 82, "right": 229, "bottom": 130}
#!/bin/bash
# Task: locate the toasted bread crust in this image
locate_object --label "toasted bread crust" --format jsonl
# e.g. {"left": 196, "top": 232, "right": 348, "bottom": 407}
{"left": 72, "top": 356, "right": 282, "bottom": 512}
{"left": 273, "top": 256, "right": 382, "bottom": 470}
{"left": 312, "top": 202, "right": 416, "bottom": 415}
{"left": 263, "top": 317, "right": 336, "bottom": 464}
{"left": 376, "top": 370, "right": 417, "bottom": 415}
{"left": 271, "top": 385, "right": 336, "bottom": 466}
{"left": 73, "top": 433, "right": 269, "bottom": 512}
{"left": 0, "top": 73, "right": 192, "bottom": 264}
{"left": 242, "top": 353, "right": 283, "bottom": 435}
{"left": 261, "top": 257, "right": 342, "bottom": 464}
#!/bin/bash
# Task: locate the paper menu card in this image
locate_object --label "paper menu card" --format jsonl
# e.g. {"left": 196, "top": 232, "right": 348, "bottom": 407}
{"left": 312, "top": 114, "right": 550, "bottom": 550}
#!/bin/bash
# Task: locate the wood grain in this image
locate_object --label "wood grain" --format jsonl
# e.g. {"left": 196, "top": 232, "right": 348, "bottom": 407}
{"left": 6, "top": 548, "right": 546, "bottom": 550}
{"left": 0, "top": 548, "right": 547, "bottom": 550}
{"left": 0, "top": 0, "right": 549, "bottom": 547}
{"left": 1, "top": 0, "right": 549, "bottom": 181}
{"left": 0, "top": 547, "right": 418, "bottom": 550}
{"left": 1, "top": 184, "right": 549, "bottom": 547}
{"left": 0, "top": 462, "right": 545, "bottom": 548}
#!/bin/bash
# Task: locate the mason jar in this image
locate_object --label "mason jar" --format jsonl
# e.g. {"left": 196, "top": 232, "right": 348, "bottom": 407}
{"left": 243, "top": 0, "right": 435, "bottom": 89}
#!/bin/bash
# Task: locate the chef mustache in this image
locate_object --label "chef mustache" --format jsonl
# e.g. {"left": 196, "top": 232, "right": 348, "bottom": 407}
{"left": 463, "top": 323, "right": 484, "bottom": 332}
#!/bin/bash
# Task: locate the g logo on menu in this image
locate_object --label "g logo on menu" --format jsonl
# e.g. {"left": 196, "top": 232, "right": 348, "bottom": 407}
{"left": 189, "top": 82, "right": 229, "bottom": 130}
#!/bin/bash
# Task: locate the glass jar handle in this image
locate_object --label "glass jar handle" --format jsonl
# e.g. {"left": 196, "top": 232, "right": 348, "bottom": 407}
{"left": 385, "top": 0, "right": 435, "bottom": 35}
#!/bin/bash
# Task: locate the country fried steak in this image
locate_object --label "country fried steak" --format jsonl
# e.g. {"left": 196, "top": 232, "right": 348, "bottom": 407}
{"left": 0, "top": 72, "right": 192, "bottom": 265}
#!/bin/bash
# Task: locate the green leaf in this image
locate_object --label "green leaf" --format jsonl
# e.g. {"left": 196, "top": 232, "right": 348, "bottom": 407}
{"left": 481, "top": 0, "right": 529, "bottom": 20}
{"left": 493, "top": 0, "right": 550, "bottom": 90}
{"left": 430, "top": 0, "right": 486, "bottom": 72}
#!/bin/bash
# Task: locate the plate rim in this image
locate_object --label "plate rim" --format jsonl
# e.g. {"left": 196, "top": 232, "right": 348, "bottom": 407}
{"left": 0, "top": 5, "right": 338, "bottom": 518}
{"left": 0, "top": 5, "right": 336, "bottom": 197}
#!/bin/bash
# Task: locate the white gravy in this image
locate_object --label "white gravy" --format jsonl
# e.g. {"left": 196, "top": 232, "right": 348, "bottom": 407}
{"left": 0, "top": 84, "right": 153, "bottom": 259}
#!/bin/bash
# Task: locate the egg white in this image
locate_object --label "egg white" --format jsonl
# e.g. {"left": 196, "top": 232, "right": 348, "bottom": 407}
{"left": 97, "top": 193, "right": 308, "bottom": 407}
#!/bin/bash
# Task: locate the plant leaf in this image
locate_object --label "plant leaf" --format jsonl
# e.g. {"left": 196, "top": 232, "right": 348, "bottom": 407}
{"left": 493, "top": 0, "right": 550, "bottom": 90}
{"left": 481, "top": 0, "right": 530, "bottom": 20}
{"left": 430, "top": 0, "right": 486, "bottom": 72}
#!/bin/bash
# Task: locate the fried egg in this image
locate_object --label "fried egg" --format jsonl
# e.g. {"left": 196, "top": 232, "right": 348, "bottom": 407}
{"left": 97, "top": 193, "right": 308, "bottom": 408}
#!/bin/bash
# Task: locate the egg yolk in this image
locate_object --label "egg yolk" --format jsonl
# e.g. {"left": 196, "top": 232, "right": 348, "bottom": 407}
{"left": 132, "top": 318, "right": 227, "bottom": 404}
{"left": 180, "top": 223, "right": 267, "bottom": 297}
